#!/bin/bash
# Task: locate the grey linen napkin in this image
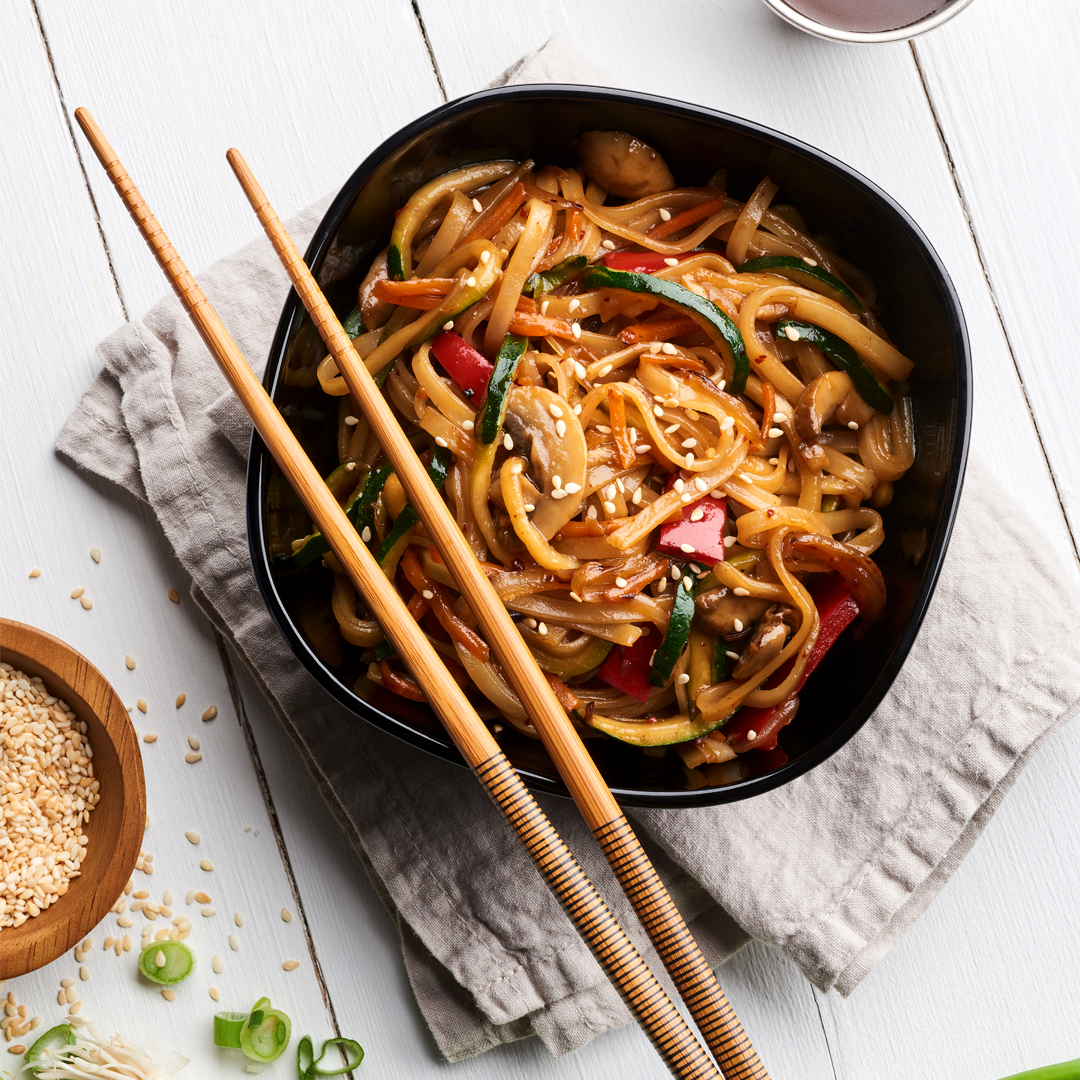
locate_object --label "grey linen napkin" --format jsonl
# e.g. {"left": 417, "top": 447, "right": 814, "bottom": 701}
{"left": 56, "top": 36, "right": 1080, "bottom": 1061}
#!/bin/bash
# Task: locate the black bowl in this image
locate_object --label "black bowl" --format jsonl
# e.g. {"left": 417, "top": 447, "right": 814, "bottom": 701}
{"left": 247, "top": 85, "right": 970, "bottom": 807}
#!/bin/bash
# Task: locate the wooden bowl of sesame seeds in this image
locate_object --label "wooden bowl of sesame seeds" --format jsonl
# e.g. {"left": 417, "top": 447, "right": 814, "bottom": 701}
{"left": 0, "top": 618, "right": 145, "bottom": 977}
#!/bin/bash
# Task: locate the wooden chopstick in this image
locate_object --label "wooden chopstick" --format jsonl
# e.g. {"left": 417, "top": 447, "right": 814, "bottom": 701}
{"left": 225, "top": 150, "right": 770, "bottom": 1080}
{"left": 73, "top": 106, "right": 724, "bottom": 1080}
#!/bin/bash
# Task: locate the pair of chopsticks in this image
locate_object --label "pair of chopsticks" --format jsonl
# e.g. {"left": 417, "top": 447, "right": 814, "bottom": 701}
{"left": 75, "top": 107, "right": 769, "bottom": 1080}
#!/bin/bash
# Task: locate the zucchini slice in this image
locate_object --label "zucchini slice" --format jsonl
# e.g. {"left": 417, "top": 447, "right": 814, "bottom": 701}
{"left": 590, "top": 710, "right": 727, "bottom": 747}
{"left": 375, "top": 446, "right": 452, "bottom": 568}
{"left": 649, "top": 574, "right": 695, "bottom": 688}
{"left": 583, "top": 265, "right": 749, "bottom": 392}
{"left": 479, "top": 334, "right": 527, "bottom": 444}
{"left": 739, "top": 255, "right": 863, "bottom": 312}
{"left": 525, "top": 255, "right": 588, "bottom": 297}
{"left": 775, "top": 318, "right": 894, "bottom": 414}
{"left": 531, "top": 636, "right": 614, "bottom": 678}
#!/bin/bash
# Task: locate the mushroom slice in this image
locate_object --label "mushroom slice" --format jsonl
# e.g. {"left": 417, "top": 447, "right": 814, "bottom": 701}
{"left": 359, "top": 249, "right": 394, "bottom": 331}
{"left": 502, "top": 385, "right": 587, "bottom": 539}
{"left": 577, "top": 131, "right": 676, "bottom": 200}
{"left": 731, "top": 604, "right": 797, "bottom": 681}
{"left": 693, "top": 586, "right": 771, "bottom": 639}
{"left": 794, "top": 371, "right": 855, "bottom": 442}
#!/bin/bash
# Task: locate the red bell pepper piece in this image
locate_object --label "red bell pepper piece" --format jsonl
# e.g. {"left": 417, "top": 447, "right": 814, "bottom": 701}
{"left": 601, "top": 251, "right": 700, "bottom": 274}
{"left": 430, "top": 331, "right": 495, "bottom": 401}
{"left": 723, "top": 575, "right": 860, "bottom": 750}
{"left": 596, "top": 625, "right": 663, "bottom": 703}
{"left": 657, "top": 478, "right": 727, "bottom": 566}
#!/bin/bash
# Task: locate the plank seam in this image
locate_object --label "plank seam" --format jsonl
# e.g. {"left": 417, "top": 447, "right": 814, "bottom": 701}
{"left": 29, "top": 0, "right": 131, "bottom": 322}
{"left": 909, "top": 40, "right": 1080, "bottom": 570}
{"left": 411, "top": 2, "right": 448, "bottom": 103}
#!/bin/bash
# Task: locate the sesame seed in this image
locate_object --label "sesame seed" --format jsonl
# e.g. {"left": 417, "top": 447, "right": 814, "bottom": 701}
{"left": 154, "top": 949, "right": 167, "bottom": 968}
{"left": 603, "top": 500, "right": 617, "bottom": 514}
{"left": 361, "top": 527, "right": 372, "bottom": 543}
{"left": 680, "top": 543, "right": 695, "bottom": 554}
{"left": 665, "top": 397, "right": 680, "bottom": 407}
{"left": 175, "top": 694, "right": 186, "bottom": 708}
{"left": 471, "top": 197, "right": 483, "bottom": 213}
{"left": 684, "top": 454, "right": 695, "bottom": 467}
{"left": 161, "top": 990, "right": 175, "bottom": 1002}
{"left": 575, "top": 362, "right": 587, "bottom": 379}
{"left": 200, "top": 860, "right": 213, "bottom": 872}
{"left": 538, "top": 623, "right": 548, "bottom": 635}
{"left": 466, "top": 276, "right": 477, "bottom": 288}
{"left": 210, "top": 987, "right": 221, "bottom": 1002}
{"left": 571, "top": 323, "right": 581, "bottom": 340}
{"left": 283, "top": 960, "right": 300, "bottom": 971}
{"left": 117, "top": 915, "right": 133, "bottom": 927}
{"left": 462, "top": 419, "right": 474, "bottom": 431}
{"left": 604, "top": 483, "right": 617, "bottom": 500}
{"left": 661, "top": 342, "right": 678, "bottom": 356}
{"left": 202, "top": 907, "right": 216, "bottom": 917}
{"left": 80, "top": 596, "right": 93, "bottom": 610}
{"left": 549, "top": 403, "right": 563, "bottom": 418}
{"left": 683, "top": 576, "right": 693, "bottom": 591}
{"left": 784, "top": 325, "right": 801, "bottom": 342}
{"left": 422, "top": 589, "right": 434, "bottom": 600}
{"left": 569, "top": 591, "right": 583, "bottom": 602}
{"left": 739, "top": 472, "right": 755, "bottom": 483}
{"left": 28, "top": 568, "right": 41, "bottom": 578}
{"left": 523, "top": 618, "right": 538, "bottom": 629}
{"left": 187, "top": 735, "right": 200, "bottom": 751}
{"left": 650, "top": 651, "right": 657, "bottom": 665}
{"left": 510, "top": 461, "right": 523, "bottom": 475}
{"left": 229, "top": 934, "right": 240, "bottom": 951}
{"left": 747, "top": 729, "right": 759, "bottom": 741}
{"left": 615, "top": 577, "right": 628, "bottom": 588}
{"left": 540, "top": 300, "right": 550, "bottom": 315}
{"left": 282, "top": 908, "right": 292, "bottom": 923}
{"left": 768, "top": 427, "right": 784, "bottom": 438}
{"left": 601, "top": 239, "right": 615, "bottom": 250}
{"left": 564, "top": 482, "right": 581, "bottom": 494}
{"left": 664, "top": 257, "right": 679, "bottom": 267}
{"left": 71, "top": 586, "right": 85, "bottom": 599}
{"left": 597, "top": 364, "right": 612, "bottom": 377}
{"left": 657, "top": 577, "right": 668, "bottom": 593}
{"left": 690, "top": 509, "right": 704, "bottom": 522}
{"left": 213, "top": 955, "right": 224, "bottom": 972}
{"left": 550, "top": 489, "right": 567, "bottom": 499}
{"left": 632, "top": 488, "right": 643, "bottom": 505}
{"left": 435, "top": 436, "right": 448, "bottom": 448}
{"left": 677, "top": 673, "right": 690, "bottom": 685}
{"left": 724, "top": 535, "right": 737, "bottom": 548}
{"left": 637, "top": 445, "right": 652, "bottom": 453}
{"left": 234, "top": 912, "right": 243, "bottom": 927}
{"left": 726, "top": 650, "right": 741, "bottom": 661}
{"left": 664, "top": 423, "right": 681, "bottom": 435}
{"left": 185, "top": 751, "right": 202, "bottom": 764}
{"left": 681, "top": 438, "right": 697, "bottom": 449}
{"left": 653, "top": 405, "right": 665, "bottom": 417}
{"left": 802, "top": 257, "right": 818, "bottom": 266}
{"left": 524, "top": 503, "right": 536, "bottom": 512}
{"left": 137, "top": 699, "right": 147, "bottom": 713}
{"left": 167, "top": 588, "right": 181, "bottom": 605}
{"left": 503, "top": 434, "right": 513, "bottom": 451}
{"left": 586, "top": 505, "right": 598, "bottom": 519}
{"left": 568, "top": 298, "right": 581, "bottom": 313}
{"left": 848, "top": 421, "right": 860, "bottom": 430}
{"left": 143, "top": 734, "right": 157, "bottom": 743}
{"left": 733, "top": 618, "right": 744, "bottom": 632}
{"left": 659, "top": 208, "right": 672, "bottom": 221}
{"left": 720, "top": 416, "right": 734, "bottom": 431}
{"left": 480, "top": 250, "right": 491, "bottom": 264}
{"left": 69, "top": 1001, "right": 83, "bottom": 1015}
{"left": 734, "top": 587, "right": 750, "bottom": 597}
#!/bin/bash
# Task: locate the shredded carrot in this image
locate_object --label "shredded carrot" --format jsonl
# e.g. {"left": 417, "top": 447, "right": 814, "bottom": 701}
{"left": 461, "top": 180, "right": 527, "bottom": 245}
{"left": 543, "top": 672, "right": 582, "bottom": 711}
{"left": 639, "top": 352, "right": 708, "bottom": 374}
{"left": 508, "top": 312, "right": 576, "bottom": 338}
{"left": 607, "top": 387, "right": 638, "bottom": 469}
{"left": 619, "top": 315, "right": 701, "bottom": 344}
{"left": 379, "top": 660, "right": 425, "bottom": 701}
{"left": 760, "top": 382, "right": 776, "bottom": 440}
{"left": 554, "top": 518, "right": 625, "bottom": 538}
{"left": 400, "top": 549, "right": 489, "bottom": 662}
{"left": 407, "top": 593, "right": 429, "bottom": 620}
{"left": 375, "top": 278, "right": 455, "bottom": 298}
{"left": 648, "top": 194, "right": 727, "bottom": 241}
{"left": 428, "top": 545, "right": 444, "bottom": 565}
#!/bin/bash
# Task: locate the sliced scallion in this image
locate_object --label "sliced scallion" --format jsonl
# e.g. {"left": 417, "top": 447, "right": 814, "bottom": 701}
{"left": 213, "top": 1012, "right": 248, "bottom": 1049}
{"left": 137, "top": 939, "right": 194, "bottom": 985}
{"left": 298, "top": 1034, "right": 365, "bottom": 1077}
{"left": 239, "top": 998, "right": 291, "bottom": 1063}
{"left": 25, "top": 1023, "right": 76, "bottom": 1069}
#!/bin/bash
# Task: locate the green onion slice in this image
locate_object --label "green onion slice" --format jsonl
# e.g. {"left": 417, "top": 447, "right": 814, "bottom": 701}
{"left": 137, "top": 940, "right": 195, "bottom": 985}
{"left": 239, "top": 998, "right": 291, "bottom": 1063}
{"left": 298, "top": 1034, "right": 366, "bottom": 1077}
{"left": 26, "top": 1023, "right": 76, "bottom": 1068}
{"left": 213, "top": 1012, "right": 248, "bottom": 1049}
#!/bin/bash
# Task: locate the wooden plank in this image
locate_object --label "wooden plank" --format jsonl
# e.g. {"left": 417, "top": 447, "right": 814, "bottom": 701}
{"left": 0, "top": 4, "right": 338, "bottom": 1067}
{"left": 35, "top": 0, "right": 445, "bottom": 320}
{"left": 915, "top": 0, "right": 1080, "bottom": 551}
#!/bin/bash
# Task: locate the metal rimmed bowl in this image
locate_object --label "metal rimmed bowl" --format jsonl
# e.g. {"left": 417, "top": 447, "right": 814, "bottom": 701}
{"left": 758, "top": 0, "right": 975, "bottom": 43}
{"left": 247, "top": 85, "right": 970, "bottom": 807}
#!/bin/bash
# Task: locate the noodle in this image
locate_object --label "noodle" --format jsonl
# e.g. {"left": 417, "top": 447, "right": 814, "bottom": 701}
{"left": 273, "top": 131, "right": 916, "bottom": 785}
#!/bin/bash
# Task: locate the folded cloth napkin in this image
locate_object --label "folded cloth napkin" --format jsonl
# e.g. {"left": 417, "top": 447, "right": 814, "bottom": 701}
{"left": 57, "top": 36, "right": 1080, "bottom": 1062}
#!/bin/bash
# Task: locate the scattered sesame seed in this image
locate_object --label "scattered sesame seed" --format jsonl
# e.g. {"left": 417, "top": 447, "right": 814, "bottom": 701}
{"left": 234, "top": 912, "right": 243, "bottom": 927}
{"left": 734, "top": 587, "right": 750, "bottom": 597}
{"left": 503, "top": 434, "right": 513, "bottom": 451}
{"left": 663, "top": 257, "right": 679, "bottom": 267}
{"left": 603, "top": 500, "right": 617, "bottom": 514}
{"left": 210, "top": 987, "right": 221, "bottom": 1002}
{"left": 549, "top": 403, "right": 563, "bottom": 418}
{"left": 71, "top": 587, "right": 85, "bottom": 599}
{"left": 201, "top": 706, "right": 218, "bottom": 722}
{"left": 720, "top": 416, "right": 735, "bottom": 431}
{"left": 768, "top": 427, "right": 784, "bottom": 438}
{"left": 596, "top": 424, "right": 612, "bottom": 434}
{"left": 90, "top": 547, "right": 102, "bottom": 564}
{"left": 28, "top": 568, "right": 41, "bottom": 578}
{"left": 185, "top": 752, "right": 202, "bottom": 764}
{"left": 690, "top": 509, "right": 704, "bottom": 522}
{"left": 202, "top": 907, "right": 216, "bottom": 917}
{"left": 281, "top": 908, "right": 292, "bottom": 923}
{"left": 739, "top": 471, "right": 756, "bottom": 483}
{"left": 69, "top": 1001, "right": 83, "bottom": 1015}
{"left": 117, "top": 915, "right": 133, "bottom": 927}
{"left": 680, "top": 543, "right": 696, "bottom": 554}
{"left": 664, "top": 423, "right": 681, "bottom": 435}
{"left": 684, "top": 453, "right": 695, "bottom": 467}
{"left": 537, "top": 622, "right": 548, "bottom": 636}
{"left": 523, "top": 618, "right": 538, "bottom": 629}
{"left": 733, "top": 618, "right": 744, "bottom": 632}
{"left": 480, "top": 250, "right": 491, "bottom": 264}
{"left": 422, "top": 589, "right": 434, "bottom": 600}
{"left": 569, "top": 591, "right": 583, "bottom": 602}
{"left": 784, "top": 325, "right": 801, "bottom": 342}
{"left": 471, "top": 197, "right": 483, "bottom": 213}
{"left": 681, "top": 438, "right": 697, "bottom": 449}
{"left": 187, "top": 735, "right": 200, "bottom": 751}
{"left": 435, "top": 436, "right": 448, "bottom": 448}
{"left": 653, "top": 405, "right": 665, "bottom": 417}
{"left": 636, "top": 444, "right": 652, "bottom": 453}
{"left": 597, "top": 364, "right": 612, "bottom": 378}
{"left": 137, "top": 699, "right": 147, "bottom": 713}
{"left": 461, "top": 420, "right": 474, "bottom": 434}
{"left": 466, "top": 276, "right": 477, "bottom": 288}
{"left": 726, "top": 650, "right": 741, "bottom": 661}
{"left": 604, "top": 483, "right": 617, "bottom": 500}
{"left": 524, "top": 503, "right": 536, "bottom": 512}
{"left": 724, "top": 535, "right": 737, "bottom": 548}
{"left": 677, "top": 673, "right": 690, "bottom": 685}
{"left": 229, "top": 934, "right": 240, "bottom": 951}
{"left": 802, "top": 257, "right": 818, "bottom": 266}
{"left": 571, "top": 323, "right": 581, "bottom": 340}
{"left": 575, "top": 362, "right": 587, "bottom": 379}
{"left": 661, "top": 342, "right": 678, "bottom": 356}
{"left": 80, "top": 597, "right": 93, "bottom": 610}
{"left": 848, "top": 421, "right": 860, "bottom": 430}
{"left": 601, "top": 239, "right": 615, "bottom": 250}
{"left": 167, "top": 588, "right": 180, "bottom": 604}
{"left": 632, "top": 488, "right": 643, "bottom": 505}
{"left": 586, "top": 505, "right": 598, "bottom": 519}
{"left": 161, "top": 990, "right": 176, "bottom": 1002}
{"left": 154, "top": 950, "right": 167, "bottom": 968}
{"left": 658, "top": 208, "right": 672, "bottom": 221}
{"left": 213, "top": 954, "right": 224, "bottom": 972}
{"left": 540, "top": 300, "right": 550, "bottom": 315}
{"left": 568, "top": 298, "right": 581, "bottom": 313}
{"left": 143, "top": 734, "right": 157, "bottom": 743}
{"left": 564, "top": 482, "right": 581, "bottom": 494}
{"left": 283, "top": 960, "right": 300, "bottom": 971}
{"left": 200, "top": 860, "right": 214, "bottom": 872}
{"left": 615, "top": 577, "right": 628, "bottom": 588}
{"left": 361, "top": 527, "right": 372, "bottom": 543}
{"left": 657, "top": 578, "right": 668, "bottom": 593}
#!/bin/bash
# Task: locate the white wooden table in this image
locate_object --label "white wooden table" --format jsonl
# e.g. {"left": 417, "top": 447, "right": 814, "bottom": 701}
{"left": 2, "top": 2, "right": 1078, "bottom": 1077}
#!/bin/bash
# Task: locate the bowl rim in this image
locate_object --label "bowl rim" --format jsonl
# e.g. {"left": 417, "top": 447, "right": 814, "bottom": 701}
{"left": 247, "top": 83, "right": 971, "bottom": 807}
{"left": 758, "top": 0, "right": 976, "bottom": 43}
{"left": 0, "top": 618, "right": 146, "bottom": 975}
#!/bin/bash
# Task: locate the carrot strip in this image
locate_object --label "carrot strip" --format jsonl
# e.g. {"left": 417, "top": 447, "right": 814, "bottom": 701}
{"left": 400, "top": 549, "right": 489, "bottom": 661}
{"left": 379, "top": 660, "right": 425, "bottom": 701}
{"left": 543, "top": 672, "right": 582, "bottom": 711}
{"left": 607, "top": 387, "right": 638, "bottom": 469}
{"left": 648, "top": 194, "right": 728, "bottom": 240}
{"left": 619, "top": 315, "right": 700, "bottom": 344}
{"left": 461, "top": 180, "right": 527, "bottom": 245}
{"left": 554, "top": 519, "right": 625, "bottom": 538}
{"left": 508, "top": 312, "right": 576, "bottom": 338}
{"left": 407, "top": 593, "right": 430, "bottom": 620}
{"left": 375, "top": 278, "right": 455, "bottom": 298}
{"left": 639, "top": 352, "right": 708, "bottom": 374}
{"left": 761, "top": 382, "right": 776, "bottom": 440}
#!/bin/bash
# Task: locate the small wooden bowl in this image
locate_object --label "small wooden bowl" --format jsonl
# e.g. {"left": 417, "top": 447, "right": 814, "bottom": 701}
{"left": 0, "top": 619, "right": 146, "bottom": 976}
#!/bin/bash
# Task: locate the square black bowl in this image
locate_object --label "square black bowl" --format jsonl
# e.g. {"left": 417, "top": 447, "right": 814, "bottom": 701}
{"left": 247, "top": 84, "right": 970, "bottom": 807}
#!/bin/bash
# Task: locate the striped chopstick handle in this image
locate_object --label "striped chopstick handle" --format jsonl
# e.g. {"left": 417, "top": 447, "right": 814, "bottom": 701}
{"left": 476, "top": 755, "right": 721, "bottom": 1080}
{"left": 595, "top": 816, "right": 770, "bottom": 1080}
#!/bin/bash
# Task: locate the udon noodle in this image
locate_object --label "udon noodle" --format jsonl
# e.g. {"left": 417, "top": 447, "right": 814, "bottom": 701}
{"left": 269, "top": 130, "right": 915, "bottom": 785}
